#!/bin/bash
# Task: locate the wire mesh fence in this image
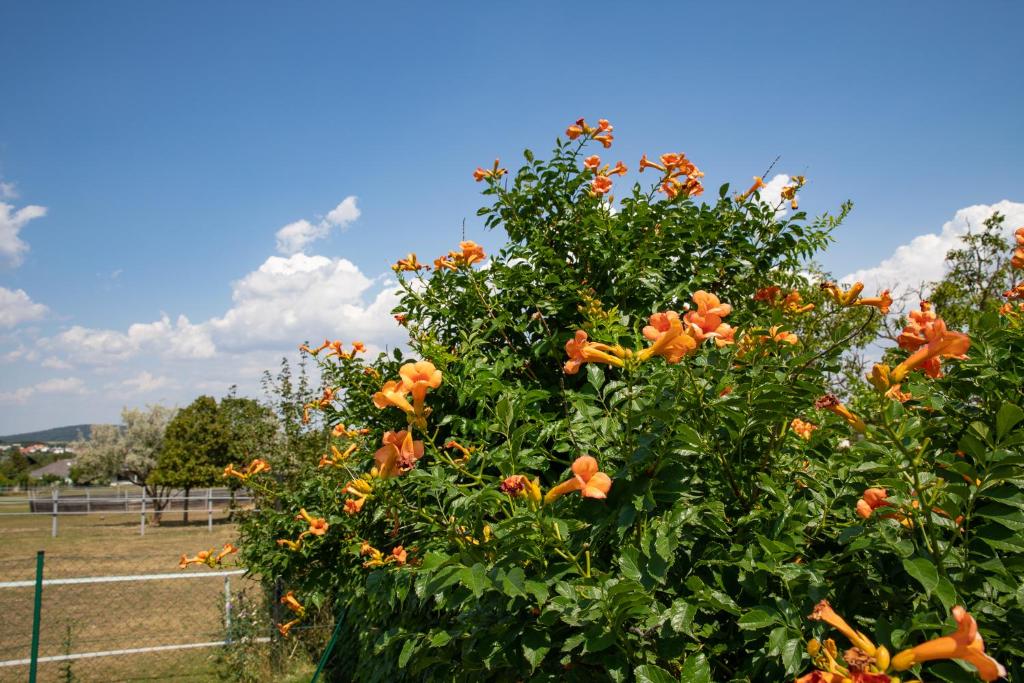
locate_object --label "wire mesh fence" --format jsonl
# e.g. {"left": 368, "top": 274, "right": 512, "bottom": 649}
{"left": 0, "top": 560, "right": 272, "bottom": 683}
{"left": 0, "top": 485, "right": 324, "bottom": 681}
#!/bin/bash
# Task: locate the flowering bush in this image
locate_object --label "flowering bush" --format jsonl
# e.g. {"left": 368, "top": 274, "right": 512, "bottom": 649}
{"left": 221, "top": 120, "right": 1024, "bottom": 681}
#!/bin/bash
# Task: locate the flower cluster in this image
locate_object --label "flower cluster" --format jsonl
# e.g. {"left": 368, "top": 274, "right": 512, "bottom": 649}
{"left": 222, "top": 458, "right": 271, "bottom": 481}
{"left": 361, "top": 541, "right": 408, "bottom": 568}
{"left": 821, "top": 281, "right": 893, "bottom": 314}
{"left": 318, "top": 443, "right": 356, "bottom": 469}
{"left": 1000, "top": 227, "right": 1024, "bottom": 316}
{"left": 798, "top": 600, "right": 1004, "bottom": 682}
{"left": 179, "top": 543, "right": 237, "bottom": 570}
{"left": 275, "top": 508, "right": 329, "bottom": 552}
{"left": 472, "top": 158, "right": 507, "bottom": 182}
{"left": 754, "top": 286, "right": 815, "bottom": 315}
{"left": 780, "top": 175, "right": 807, "bottom": 209}
{"left": 639, "top": 152, "right": 704, "bottom": 198}
{"left": 301, "top": 339, "right": 367, "bottom": 359}
{"left": 277, "top": 591, "right": 305, "bottom": 638}
{"left": 301, "top": 386, "right": 337, "bottom": 423}
{"left": 564, "top": 291, "right": 736, "bottom": 375}
{"left": 582, "top": 154, "right": 627, "bottom": 197}
{"left": 565, "top": 117, "right": 613, "bottom": 148}
{"left": 872, "top": 301, "right": 971, "bottom": 386}
{"left": 435, "top": 240, "right": 486, "bottom": 271}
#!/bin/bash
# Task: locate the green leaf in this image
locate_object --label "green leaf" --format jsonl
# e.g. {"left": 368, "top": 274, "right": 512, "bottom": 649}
{"left": 500, "top": 566, "right": 527, "bottom": 597}
{"left": 429, "top": 630, "right": 452, "bottom": 647}
{"left": 398, "top": 638, "right": 416, "bottom": 668}
{"left": 996, "top": 402, "right": 1024, "bottom": 441}
{"left": 666, "top": 599, "right": 698, "bottom": 636}
{"left": 737, "top": 609, "right": 780, "bottom": 630}
{"left": 522, "top": 628, "right": 550, "bottom": 670}
{"left": 678, "top": 652, "right": 712, "bottom": 683}
{"left": 461, "top": 563, "right": 488, "bottom": 598}
{"left": 634, "top": 664, "right": 678, "bottom": 683}
{"left": 902, "top": 556, "right": 939, "bottom": 595}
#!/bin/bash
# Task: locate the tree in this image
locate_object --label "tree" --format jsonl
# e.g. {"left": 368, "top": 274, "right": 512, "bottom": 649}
{"left": 153, "top": 395, "right": 229, "bottom": 522}
{"left": 73, "top": 405, "right": 177, "bottom": 521}
{"left": 928, "top": 211, "right": 1015, "bottom": 329}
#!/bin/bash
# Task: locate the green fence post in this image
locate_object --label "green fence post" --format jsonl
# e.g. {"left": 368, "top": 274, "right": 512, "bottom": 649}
{"left": 29, "top": 549, "right": 44, "bottom": 683}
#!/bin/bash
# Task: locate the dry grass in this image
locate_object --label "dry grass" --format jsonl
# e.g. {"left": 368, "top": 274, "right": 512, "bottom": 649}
{"left": 0, "top": 508, "right": 273, "bottom": 682}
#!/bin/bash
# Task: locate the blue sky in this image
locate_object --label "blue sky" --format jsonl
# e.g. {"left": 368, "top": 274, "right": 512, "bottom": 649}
{"left": 1, "top": 1, "right": 1022, "bottom": 433}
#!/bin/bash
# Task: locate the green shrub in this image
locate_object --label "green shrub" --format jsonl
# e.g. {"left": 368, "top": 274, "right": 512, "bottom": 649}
{"left": 231, "top": 119, "right": 1023, "bottom": 682}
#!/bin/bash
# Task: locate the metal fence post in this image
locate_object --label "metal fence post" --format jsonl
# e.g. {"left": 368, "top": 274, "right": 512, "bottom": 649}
{"left": 207, "top": 488, "right": 213, "bottom": 532}
{"left": 224, "top": 575, "right": 232, "bottom": 640}
{"left": 140, "top": 490, "right": 147, "bottom": 536}
{"left": 50, "top": 488, "right": 58, "bottom": 538}
{"left": 29, "top": 550, "right": 44, "bottom": 683}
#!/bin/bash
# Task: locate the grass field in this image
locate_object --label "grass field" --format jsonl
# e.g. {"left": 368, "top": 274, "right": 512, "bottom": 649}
{"left": 0, "top": 498, "right": 310, "bottom": 683}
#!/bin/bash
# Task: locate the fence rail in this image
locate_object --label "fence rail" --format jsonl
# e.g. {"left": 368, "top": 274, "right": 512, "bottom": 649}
{"left": 0, "top": 559, "right": 263, "bottom": 680}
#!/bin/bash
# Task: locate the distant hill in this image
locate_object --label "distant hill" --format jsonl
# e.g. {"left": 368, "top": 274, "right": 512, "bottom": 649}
{"left": 0, "top": 424, "right": 100, "bottom": 444}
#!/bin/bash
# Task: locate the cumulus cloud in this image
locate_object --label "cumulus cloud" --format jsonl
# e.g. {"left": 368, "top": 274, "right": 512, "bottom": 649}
{"left": 41, "top": 356, "right": 72, "bottom": 370}
{"left": 0, "top": 286, "right": 48, "bottom": 327}
{"left": 45, "top": 253, "right": 402, "bottom": 365}
{"left": 0, "top": 376, "right": 87, "bottom": 404}
{"left": 275, "top": 196, "right": 360, "bottom": 255}
{"left": 207, "top": 253, "right": 400, "bottom": 351}
{"left": 840, "top": 200, "right": 1024, "bottom": 299}
{"left": 1, "top": 200, "right": 47, "bottom": 267}
{"left": 120, "top": 371, "right": 173, "bottom": 395}
{"left": 53, "top": 314, "right": 216, "bottom": 364}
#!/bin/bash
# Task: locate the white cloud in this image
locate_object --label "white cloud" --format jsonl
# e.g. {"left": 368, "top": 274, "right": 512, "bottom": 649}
{"left": 53, "top": 314, "right": 216, "bottom": 364}
{"left": 324, "top": 196, "right": 360, "bottom": 227}
{"left": 275, "top": 196, "right": 360, "bottom": 255}
{"left": 0, "top": 182, "right": 17, "bottom": 199}
{"left": 2, "top": 344, "right": 39, "bottom": 363}
{"left": 840, "top": 200, "right": 1024, "bottom": 300}
{"left": 45, "top": 253, "right": 402, "bottom": 365}
{"left": 207, "top": 252, "right": 401, "bottom": 351}
{"left": 41, "top": 356, "right": 72, "bottom": 370}
{"left": 0, "top": 200, "right": 47, "bottom": 267}
{"left": 0, "top": 286, "right": 48, "bottom": 327}
{"left": 120, "top": 371, "right": 173, "bottom": 395}
{"left": 758, "top": 174, "right": 791, "bottom": 213}
{"left": 0, "top": 376, "right": 87, "bottom": 404}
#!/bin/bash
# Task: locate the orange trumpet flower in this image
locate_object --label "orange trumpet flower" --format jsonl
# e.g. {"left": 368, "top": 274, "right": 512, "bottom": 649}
{"left": 891, "top": 606, "right": 1005, "bottom": 681}
{"left": 735, "top": 176, "right": 766, "bottom": 202}
{"left": 821, "top": 281, "right": 865, "bottom": 307}
{"left": 179, "top": 549, "right": 214, "bottom": 570}
{"left": 373, "top": 430, "right": 425, "bottom": 478}
{"left": 280, "top": 591, "right": 305, "bottom": 616}
{"left": 544, "top": 455, "right": 613, "bottom": 503}
{"left": 296, "top": 508, "right": 329, "bottom": 537}
{"left": 891, "top": 318, "right": 970, "bottom": 383}
{"left": 393, "top": 253, "right": 426, "bottom": 272}
{"left": 853, "top": 289, "right": 893, "bottom": 314}
{"left": 473, "top": 159, "right": 507, "bottom": 182}
{"left": 814, "top": 394, "right": 866, "bottom": 433}
{"left": 563, "top": 330, "right": 630, "bottom": 374}
{"left": 639, "top": 311, "right": 697, "bottom": 363}
{"left": 809, "top": 600, "right": 877, "bottom": 656}
{"left": 372, "top": 380, "right": 415, "bottom": 415}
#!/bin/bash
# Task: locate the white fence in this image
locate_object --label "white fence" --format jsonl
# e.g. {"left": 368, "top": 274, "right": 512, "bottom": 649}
{"left": 0, "top": 487, "right": 255, "bottom": 536}
{"left": 0, "top": 568, "right": 266, "bottom": 677}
